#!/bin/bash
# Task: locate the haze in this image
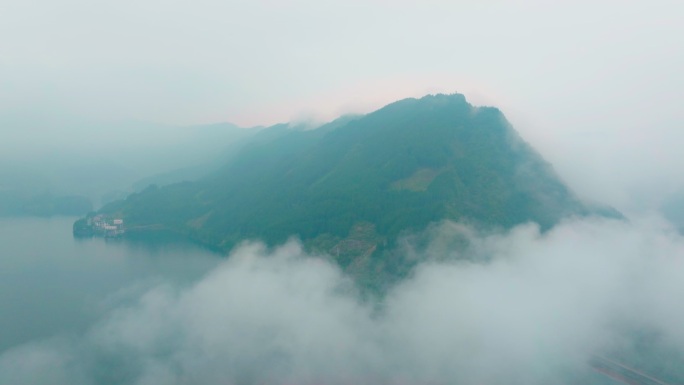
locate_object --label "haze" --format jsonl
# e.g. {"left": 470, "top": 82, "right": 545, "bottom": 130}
{"left": 2, "top": 0, "right": 683, "bottom": 211}
{"left": 2, "top": 1, "right": 684, "bottom": 384}
{"left": 3, "top": 217, "right": 684, "bottom": 384}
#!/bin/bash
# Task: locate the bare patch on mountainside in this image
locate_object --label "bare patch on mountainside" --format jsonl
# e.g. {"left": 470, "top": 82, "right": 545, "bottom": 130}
{"left": 391, "top": 168, "right": 443, "bottom": 192}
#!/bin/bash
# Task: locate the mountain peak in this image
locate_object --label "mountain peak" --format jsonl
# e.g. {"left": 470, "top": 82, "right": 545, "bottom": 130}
{"left": 90, "top": 95, "right": 616, "bottom": 287}
{"left": 375, "top": 93, "right": 470, "bottom": 113}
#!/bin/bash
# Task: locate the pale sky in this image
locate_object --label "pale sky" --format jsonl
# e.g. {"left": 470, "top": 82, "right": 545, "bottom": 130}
{"left": 1, "top": 0, "right": 683, "bottom": 210}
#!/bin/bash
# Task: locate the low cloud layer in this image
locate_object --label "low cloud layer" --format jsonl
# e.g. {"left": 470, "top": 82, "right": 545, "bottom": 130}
{"left": 2, "top": 216, "right": 684, "bottom": 384}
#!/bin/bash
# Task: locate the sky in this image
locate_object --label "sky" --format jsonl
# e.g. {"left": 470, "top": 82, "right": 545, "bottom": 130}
{"left": 1, "top": 0, "right": 683, "bottom": 208}
{"left": 2, "top": 3, "right": 684, "bottom": 382}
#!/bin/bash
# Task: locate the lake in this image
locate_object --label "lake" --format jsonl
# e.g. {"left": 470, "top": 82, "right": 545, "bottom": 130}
{"left": 0, "top": 216, "right": 221, "bottom": 353}
{"left": 0, "top": 217, "right": 670, "bottom": 384}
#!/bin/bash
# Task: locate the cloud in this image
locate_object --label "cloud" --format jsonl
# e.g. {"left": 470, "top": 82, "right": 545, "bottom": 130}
{"left": 2, "top": 217, "right": 684, "bottom": 384}
{"left": 2, "top": 0, "right": 683, "bottom": 214}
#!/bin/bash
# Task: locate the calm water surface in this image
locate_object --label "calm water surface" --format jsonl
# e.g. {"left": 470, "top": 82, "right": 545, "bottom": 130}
{"left": 0, "top": 217, "right": 221, "bottom": 352}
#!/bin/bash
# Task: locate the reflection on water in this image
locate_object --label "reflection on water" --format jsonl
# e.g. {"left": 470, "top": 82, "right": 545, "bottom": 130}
{"left": 0, "top": 217, "right": 222, "bottom": 352}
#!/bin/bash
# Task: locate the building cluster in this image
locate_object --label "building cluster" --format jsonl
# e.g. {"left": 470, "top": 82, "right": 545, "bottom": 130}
{"left": 87, "top": 215, "right": 125, "bottom": 237}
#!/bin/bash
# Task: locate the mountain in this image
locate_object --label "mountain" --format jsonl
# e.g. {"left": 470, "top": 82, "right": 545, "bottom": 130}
{"left": 0, "top": 191, "right": 92, "bottom": 217}
{"left": 0, "top": 168, "right": 93, "bottom": 217}
{"left": 91, "top": 94, "right": 618, "bottom": 284}
{"left": 661, "top": 193, "right": 684, "bottom": 234}
{"left": 0, "top": 113, "right": 260, "bottom": 209}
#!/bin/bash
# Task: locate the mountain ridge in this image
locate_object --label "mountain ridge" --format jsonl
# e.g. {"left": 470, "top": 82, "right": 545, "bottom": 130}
{"left": 85, "top": 93, "right": 620, "bottom": 283}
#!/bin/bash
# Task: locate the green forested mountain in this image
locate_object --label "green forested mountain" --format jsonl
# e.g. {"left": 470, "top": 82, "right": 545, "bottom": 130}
{"left": 94, "top": 94, "right": 616, "bottom": 282}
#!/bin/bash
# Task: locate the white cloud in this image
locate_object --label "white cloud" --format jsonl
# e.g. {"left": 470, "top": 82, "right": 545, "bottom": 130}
{"left": 3, "top": 217, "right": 684, "bottom": 384}
{"left": 1, "top": 0, "right": 683, "bottom": 209}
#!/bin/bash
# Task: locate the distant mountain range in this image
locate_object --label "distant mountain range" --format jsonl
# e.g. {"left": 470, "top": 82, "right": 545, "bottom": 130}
{"left": 0, "top": 191, "right": 92, "bottom": 217}
{"left": 91, "top": 94, "right": 620, "bottom": 285}
{"left": 0, "top": 114, "right": 260, "bottom": 212}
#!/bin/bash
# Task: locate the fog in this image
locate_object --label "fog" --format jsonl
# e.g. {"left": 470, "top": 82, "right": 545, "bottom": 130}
{"left": 0, "top": 114, "right": 255, "bottom": 205}
{"left": 2, "top": 0, "right": 684, "bottom": 212}
{"left": 2, "top": 0, "right": 684, "bottom": 383}
{"left": 2, "top": 216, "right": 683, "bottom": 384}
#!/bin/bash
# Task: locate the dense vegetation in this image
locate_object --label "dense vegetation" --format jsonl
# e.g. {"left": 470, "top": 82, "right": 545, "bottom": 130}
{"left": 93, "top": 94, "right": 617, "bottom": 283}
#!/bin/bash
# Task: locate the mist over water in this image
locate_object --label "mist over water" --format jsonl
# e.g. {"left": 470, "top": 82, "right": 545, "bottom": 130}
{"left": 2, "top": 0, "right": 683, "bottom": 383}
{"left": 2, "top": 215, "right": 684, "bottom": 384}
{"left": 0, "top": 217, "right": 220, "bottom": 352}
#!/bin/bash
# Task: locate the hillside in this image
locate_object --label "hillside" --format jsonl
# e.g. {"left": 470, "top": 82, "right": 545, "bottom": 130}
{"left": 0, "top": 114, "right": 260, "bottom": 208}
{"left": 92, "top": 94, "right": 617, "bottom": 282}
